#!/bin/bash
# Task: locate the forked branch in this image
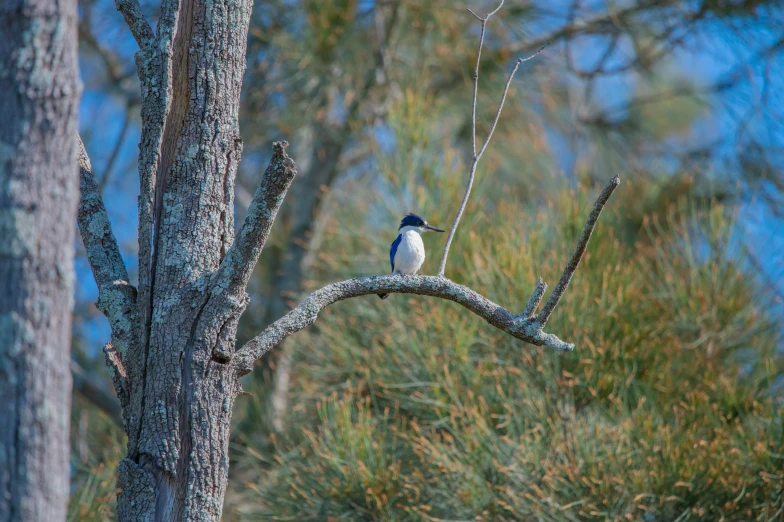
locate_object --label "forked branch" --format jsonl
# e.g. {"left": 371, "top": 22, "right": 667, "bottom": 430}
{"left": 76, "top": 136, "right": 139, "bottom": 359}
{"left": 437, "top": 2, "right": 548, "bottom": 276}
{"left": 234, "top": 176, "right": 619, "bottom": 374}
{"left": 230, "top": 3, "right": 619, "bottom": 375}
{"left": 114, "top": 0, "right": 153, "bottom": 48}
{"left": 214, "top": 141, "right": 298, "bottom": 296}
{"left": 233, "top": 275, "right": 571, "bottom": 376}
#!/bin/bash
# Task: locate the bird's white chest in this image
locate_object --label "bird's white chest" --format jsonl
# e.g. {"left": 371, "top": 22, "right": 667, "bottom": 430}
{"left": 395, "top": 230, "right": 425, "bottom": 275}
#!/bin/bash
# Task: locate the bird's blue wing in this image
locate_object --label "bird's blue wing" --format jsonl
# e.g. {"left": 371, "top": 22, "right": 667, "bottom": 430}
{"left": 389, "top": 234, "right": 402, "bottom": 273}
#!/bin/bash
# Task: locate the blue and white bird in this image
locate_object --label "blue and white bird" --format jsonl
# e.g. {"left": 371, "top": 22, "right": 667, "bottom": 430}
{"left": 378, "top": 213, "right": 445, "bottom": 299}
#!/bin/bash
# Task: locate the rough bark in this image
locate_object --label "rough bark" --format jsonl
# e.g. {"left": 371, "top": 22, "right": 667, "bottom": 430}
{"left": 124, "top": 0, "right": 256, "bottom": 515}
{"left": 76, "top": 0, "right": 617, "bottom": 519}
{"left": 74, "top": 0, "right": 259, "bottom": 516}
{"left": 77, "top": 137, "right": 137, "bottom": 428}
{"left": 0, "top": 0, "right": 80, "bottom": 516}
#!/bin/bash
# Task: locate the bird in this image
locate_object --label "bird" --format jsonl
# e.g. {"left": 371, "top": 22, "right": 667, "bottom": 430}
{"left": 378, "top": 213, "right": 445, "bottom": 299}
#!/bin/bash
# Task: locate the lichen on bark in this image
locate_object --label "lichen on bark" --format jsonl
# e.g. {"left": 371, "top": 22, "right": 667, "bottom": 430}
{"left": 0, "top": 0, "right": 80, "bottom": 517}
{"left": 74, "top": 0, "right": 619, "bottom": 518}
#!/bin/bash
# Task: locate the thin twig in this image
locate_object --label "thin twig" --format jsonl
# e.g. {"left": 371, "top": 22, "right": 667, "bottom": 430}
{"left": 471, "top": 21, "right": 487, "bottom": 158}
{"left": 437, "top": 156, "right": 478, "bottom": 277}
{"left": 468, "top": 0, "right": 504, "bottom": 158}
{"left": 537, "top": 176, "right": 620, "bottom": 325}
{"left": 523, "top": 278, "right": 547, "bottom": 317}
{"left": 477, "top": 43, "right": 549, "bottom": 160}
{"left": 486, "top": 0, "right": 505, "bottom": 18}
{"left": 437, "top": 3, "right": 547, "bottom": 277}
{"left": 465, "top": 8, "right": 483, "bottom": 21}
{"left": 466, "top": 0, "right": 504, "bottom": 22}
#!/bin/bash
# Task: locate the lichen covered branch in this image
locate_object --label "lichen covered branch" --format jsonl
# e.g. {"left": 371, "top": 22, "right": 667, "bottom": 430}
{"left": 537, "top": 176, "right": 621, "bottom": 325}
{"left": 233, "top": 275, "right": 573, "bottom": 376}
{"left": 114, "top": 0, "right": 153, "bottom": 48}
{"left": 438, "top": 156, "right": 479, "bottom": 277}
{"left": 235, "top": 174, "right": 620, "bottom": 375}
{"left": 77, "top": 136, "right": 139, "bottom": 360}
{"left": 523, "top": 278, "right": 547, "bottom": 317}
{"left": 214, "top": 141, "right": 297, "bottom": 295}
{"left": 77, "top": 138, "right": 139, "bottom": 424}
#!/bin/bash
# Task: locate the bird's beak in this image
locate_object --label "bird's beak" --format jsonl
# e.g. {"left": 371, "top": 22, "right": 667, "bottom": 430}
{"left": 425, "top": 224, "right": 445, "bottom": 232}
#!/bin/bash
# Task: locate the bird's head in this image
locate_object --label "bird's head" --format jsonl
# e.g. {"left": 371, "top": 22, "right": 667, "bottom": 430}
{"left": 398, "top": 213, "right": 445, "bottom": 234}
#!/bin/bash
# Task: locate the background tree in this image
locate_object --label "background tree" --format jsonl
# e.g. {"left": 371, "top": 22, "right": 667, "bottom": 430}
{"left": 68, "top": 0, "right": 784, "bottom": 519}
{"left": 73, "top": 0, "right": 617, "bottom": 519}
{"left": 234, "top": 0, "right": 784, "bottom": 434}
{"left": 0, "top": 0, "right": 80, "bottom": 517}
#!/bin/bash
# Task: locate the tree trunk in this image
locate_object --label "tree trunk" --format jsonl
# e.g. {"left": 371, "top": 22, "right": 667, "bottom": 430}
{"left": 76, "top": 0, "right": 615, "bottom": 519}
{"left": 79, "top": 0, "right": 403, "bottom": 514}
{"left": 80, "top": 0, "right": 258, "bottom": 518}
{"left": 0, "top": 0, "right": 80, "bottom": 516}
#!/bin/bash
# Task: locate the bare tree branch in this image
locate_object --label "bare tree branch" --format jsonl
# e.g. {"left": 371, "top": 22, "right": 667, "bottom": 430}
{"left": 77, "top": 136, "right": 139, "bottom": 420}
{"left": 214, "top": 141, "right": 298, "bottom": 296}
{"left": 233, "top": 275, "right": 572, "bottom": 376}
{"left": 477, "top": 44, "right": 549, "bottom": 160}
{"left": 537, "top": 176, "right": 620, "bottom": 325}
{"left": 523, "top": 278, "right": 547, "bottom": 317}
{"left": 437, "top": 3, "right": 548, "bottom": 277}
{"left": 114, "top": 0, "right": 154, "bottom": 48}
{"left": 467, "top": 4, "right": 492, "bottom": 157}
{"left": 77, "top": 136, "right": 139, "bottom": 353}
{"left": 437, "top": 159, "right": 478, "bottom": 276}
{"left": 234, "top": 175, "right": 619, "bottom": 375}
